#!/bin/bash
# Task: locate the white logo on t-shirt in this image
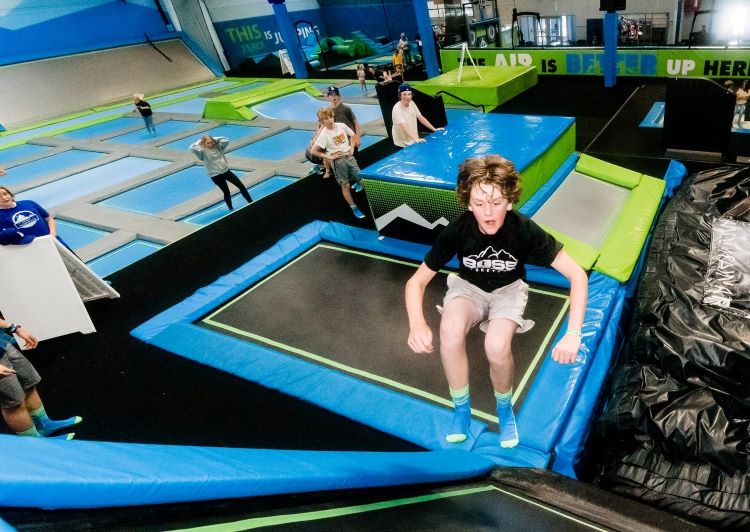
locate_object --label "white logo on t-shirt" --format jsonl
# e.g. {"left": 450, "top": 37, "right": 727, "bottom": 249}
{"left": 12, "top": 210, "right": 40, "bottom": 230}
{"left": 463, "top": 246, "right": 518, "bottom": 272}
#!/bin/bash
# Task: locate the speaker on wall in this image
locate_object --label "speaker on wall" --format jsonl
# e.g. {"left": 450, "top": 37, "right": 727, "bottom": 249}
{"left": 600, "top": 0, "right": 625, "bottom": 11}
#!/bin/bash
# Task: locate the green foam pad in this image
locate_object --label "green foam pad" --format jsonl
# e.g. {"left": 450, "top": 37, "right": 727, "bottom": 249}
{"left": 203, "top": 80, "right": 310, "bottom": 120}
{"left": 538, "top": 224, "right": 599, "bottom": 271}
{"left": 576, "top": 154, "right": 641, "bottom": 189}
{"left": 594, "top": 174, "right": 665, "bottom": 282}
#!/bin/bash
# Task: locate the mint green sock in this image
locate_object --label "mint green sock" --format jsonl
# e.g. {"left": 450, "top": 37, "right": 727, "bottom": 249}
{"left": 17, "top": 425, "right": 42, "bottom": 437}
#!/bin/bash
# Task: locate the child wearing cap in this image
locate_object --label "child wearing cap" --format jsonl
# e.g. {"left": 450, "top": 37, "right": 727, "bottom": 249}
{"left": 391, "top": 84, "right": 444, "bottom": 148}
{"left": 312, "top": 107, "right": 366, "bottom": 219}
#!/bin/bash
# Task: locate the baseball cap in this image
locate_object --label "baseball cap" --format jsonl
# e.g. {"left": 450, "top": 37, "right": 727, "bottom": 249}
{"left": 397, "top": 83, "right": 412, "bottom": 94}
{"left": 326, "top": 86, "right": 340, "bottom": 96}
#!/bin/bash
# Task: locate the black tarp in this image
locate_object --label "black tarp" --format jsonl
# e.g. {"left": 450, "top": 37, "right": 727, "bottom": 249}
{"left": 594, "top": 166, "right": 750, "bottom": 529}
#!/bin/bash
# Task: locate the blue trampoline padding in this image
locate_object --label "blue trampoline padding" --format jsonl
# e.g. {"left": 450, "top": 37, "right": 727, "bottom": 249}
{"left": 639, "top": 101, "right": 664, "bottom": 128}
{"left": 519, "top": 152, "right": 579, "bottom": 217}
{"left": 0, "top": 143, "right": 51, "bottom": 166}
{"left": 0, "top": 149, "right": 107, "bottom": 188}
{"left": 0, "top": 435, "right": 493, "bottom": 509}
{"left": 16, "top": 156, "right": 172, "bottom": 209}
{"left": 361, "top": 113, "right": 575, "bottom": 189}
{"left": 251, "top": 92, "right": 383, "bottom": 125}
{"left": 663, "top": 159, "right": 688, "bottom": 198}
{"left": 516, "top": 273, "right": 620, "bottom": 454}
{"left": 60, "top": 117, "right": 142, "bottom": 140}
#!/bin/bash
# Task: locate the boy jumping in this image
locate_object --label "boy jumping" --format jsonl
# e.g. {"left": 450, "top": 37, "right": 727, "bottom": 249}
{"left": 405, "top": 155, "right": 588, "bottom": 447}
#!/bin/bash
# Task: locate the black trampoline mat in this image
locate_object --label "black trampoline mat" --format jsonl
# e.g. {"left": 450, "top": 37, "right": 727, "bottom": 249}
{"left": 200, "top": 244, "right": 568, "bottom": 425}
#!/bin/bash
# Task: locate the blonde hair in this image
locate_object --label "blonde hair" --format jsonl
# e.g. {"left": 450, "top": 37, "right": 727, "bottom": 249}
{"left": 133, "top": 93, "right": 144, "bottom": 102}
{"left": 456, "top": 155, "right": 521, "bottom": 207}
{"left": 317, "top": 107, "right": 334, "bottom": 120}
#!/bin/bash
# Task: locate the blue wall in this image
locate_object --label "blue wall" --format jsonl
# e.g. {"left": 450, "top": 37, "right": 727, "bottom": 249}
{"left": 0, "top": 1, "right": 173, "bottom": 65}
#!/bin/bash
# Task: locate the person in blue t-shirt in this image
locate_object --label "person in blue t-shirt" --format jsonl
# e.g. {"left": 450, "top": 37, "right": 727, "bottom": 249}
{"left": 405, "top": 155, "right": 588, "bottom": 448}
{"left": 0, "top": 319, "right": 81, "bottom": 438}
{"left": 0, "top": 186, "right": 58, "bottom": 245}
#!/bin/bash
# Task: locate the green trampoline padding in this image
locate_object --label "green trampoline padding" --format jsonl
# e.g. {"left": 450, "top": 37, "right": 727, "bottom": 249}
{"left": 593, "top": 174, "right": 665, "bottom": 282}
{"left": 575, "top": 153, "right": 641, "bottom": 189}
{"left": 412, "top": 66, "right": 538, "bottom": 108}
{"left": 203, "top": 79, "right": 317, "bottom": 121}
{"left": 539, "top": 154, "right": 665, "bottom": 283}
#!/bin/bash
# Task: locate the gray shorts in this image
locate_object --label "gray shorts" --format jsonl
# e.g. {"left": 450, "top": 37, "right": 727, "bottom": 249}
{"left": 442, "top": 274, "right": 534, "bottom": 334}
{"left": 332, "top": 155, "right": 361, "bottom": 185}
{"left": 0, "top": 343, "right": 41, "bottom": 409}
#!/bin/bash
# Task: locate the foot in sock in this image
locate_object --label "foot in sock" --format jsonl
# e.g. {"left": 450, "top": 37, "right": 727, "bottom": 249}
{"left": 351, "top": 181, "right": 364, "bottom": 193}
{"left": 446, "top": 402, "right": 471, "bottom": 443}
{"left": 351, "top": 205, "right": 365, "bottom": 219}
{"left": 495, "top": 390, "right": 519, "bottom": 448}
{"left": 51, "top": 432, "right": 75, "bottom": 440}
{"left": 32, "top": 407, "right": 83, "bottom": 436}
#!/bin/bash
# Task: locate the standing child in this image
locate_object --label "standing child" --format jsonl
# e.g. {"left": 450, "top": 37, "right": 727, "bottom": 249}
{"left": 312, "top": 107, "right": 366, "bottom": 219}
{"left": 189, "top": 136, "right": 253, "bottom": 211}
{"left": 405, "top": 155, "right": 588, "bottom": 448}
{"left": 357, "top": 64, "right": 367, "bottom": 94}
{"left": 133, "top": 93, "right": 156, "bottom": 135}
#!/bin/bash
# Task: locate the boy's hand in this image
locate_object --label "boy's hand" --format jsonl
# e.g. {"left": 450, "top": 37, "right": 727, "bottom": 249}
{"left": 0, "top": 365, "right": 16, "bottom": 377}
{"left": 407, "top": 322, "right": 433, "bottom": 353}
{"left": 552, "top": 334, "right": 580, "bottom": 364}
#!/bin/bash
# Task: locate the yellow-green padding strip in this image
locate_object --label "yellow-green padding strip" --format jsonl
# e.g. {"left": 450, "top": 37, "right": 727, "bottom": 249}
{"left": 539, "top": 225, "right": 599, "bottom": 271}
{"left": 594, "top": 174, "right": 665, "bottom": 282}
{"left": 203, "top": 79, "right": 311, "bottom": 120}
{"left": 518, "top": 124, "right": 576, "bottom": 207}
{"left": 576, "top": 153, "right": 641, "bottom": 189}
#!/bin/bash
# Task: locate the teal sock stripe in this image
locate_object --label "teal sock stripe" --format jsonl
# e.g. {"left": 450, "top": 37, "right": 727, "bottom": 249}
{"left": 449, "top": 385, "right": 470, "bottom": 405}
{"left": 494, "top": 389, "right": 513, "bottom": 404}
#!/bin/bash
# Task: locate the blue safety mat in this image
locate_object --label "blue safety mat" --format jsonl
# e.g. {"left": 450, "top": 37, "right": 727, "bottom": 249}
{"left": 180, "top": 176, "right": 297, "bottom": 226}
{"left": 229, "top": 129, "right": 312, "bottom": 160}
{"left": 0, "top": 149, "right": 107, "bottom": 187}
{"left": 56, "top": 220, "right": 110, "bottom": 250}
{"left": 251, "top": 91, "right": 383, "bottom": 125}
{"left": 159, "top": 124, "right": 267, "bottom": 152}
{"left": 362, "top": 113, "right": 574, "bottom": 189}
{"left": 0, "top": 143, "right": 52, "bottom": 165}
{"left": 105, "top": 120, "right": 202, "bottom": 145}
{"left": 99, "top": 166, "right": 244, "bottom": 215}
{"left": 16, "top": 156, "right": 172, "bottom": 209}
{"left": 87, "top": 240, "right": 163, "bottom": 278}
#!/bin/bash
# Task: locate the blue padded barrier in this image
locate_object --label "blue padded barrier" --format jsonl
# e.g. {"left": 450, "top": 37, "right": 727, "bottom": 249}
{"left": 519, "top": 152, "right": 579, "bottom": 217}
{"left": 0, "top": 435, "right": 493, "bottom": 509}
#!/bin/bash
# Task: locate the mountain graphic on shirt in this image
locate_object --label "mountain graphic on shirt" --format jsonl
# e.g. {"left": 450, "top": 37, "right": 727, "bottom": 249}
{"left": 12, "top": 210, "right": 40, "bottom": 229}
{"left": 463, "top": 246, "right": 518, "bottom": 272}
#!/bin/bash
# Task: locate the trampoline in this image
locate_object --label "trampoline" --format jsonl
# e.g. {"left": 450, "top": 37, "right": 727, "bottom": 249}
{"left": 0, "top": 143, "right": 51, "bottom": 165}
{"left": 0, "top": 149, "right": 107, "bottom": 188}
{"left": 104, "top": 119, "right": 201, "bottom": 145}
{"left": 251, "top": 91, "right": 383, "bottom": 124}
{"left": 312, "top": 83, "right": 374, "bottom": 99}
{"left": 55, "top": 220, "right": 109, "bottom": 249}
{"left": 16, "top": 156, "right": 172, "bottom": 209}
{"left": 180, "top": 176, "right": 297, "bottom": 226}
{"left": 229, "top": 129, "right": 314, "bottom": 160}
{"left": 59, "top": 117, "right": 141, "bottom": 140}
{"left": 86, "top": 239, "right": 163, "bottom": 278}
{"left": 98, "top": 166, "right": 246, "bottom": 216}
{"left": 158, "top": 124, "right": 267, "bottom": 152}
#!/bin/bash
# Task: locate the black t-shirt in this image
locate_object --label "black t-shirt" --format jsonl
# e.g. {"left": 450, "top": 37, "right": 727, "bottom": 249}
{"left": 136, "top": 100, "right": 152, "bottom": 117}
{"left": 333, "top": 103, "right": 357, "bottom": 132}
{"left": 424, "top": 210, "right": 562, "bottom": 292}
